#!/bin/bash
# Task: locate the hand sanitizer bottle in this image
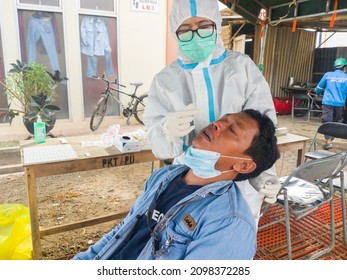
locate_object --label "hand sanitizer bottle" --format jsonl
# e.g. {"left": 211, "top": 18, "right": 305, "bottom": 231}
{"left": 34, "top": 115, "right": 46, "bottom": 143}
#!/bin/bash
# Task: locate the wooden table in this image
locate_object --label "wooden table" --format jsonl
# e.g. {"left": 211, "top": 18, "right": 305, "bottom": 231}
{"left": 281, "top": 86, "right": 308, "bottom": 94}
{"left": 20, "top": 135, "right": 163, "bottom": 260}
{"left": 277, "top": 133, "right": 309, "bottom": 166}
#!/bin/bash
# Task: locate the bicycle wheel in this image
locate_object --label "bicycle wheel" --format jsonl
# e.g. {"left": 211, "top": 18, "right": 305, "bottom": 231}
{"left": 133, "top": 93, "right": 148, "bottom": 125}
{"left": 90, "top": 94, "right": 109, "bottom": 131}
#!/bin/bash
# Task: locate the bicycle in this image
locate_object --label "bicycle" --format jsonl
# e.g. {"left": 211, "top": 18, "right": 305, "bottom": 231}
{"left": 90, "top": 75, "right": 148, "bottom": 131}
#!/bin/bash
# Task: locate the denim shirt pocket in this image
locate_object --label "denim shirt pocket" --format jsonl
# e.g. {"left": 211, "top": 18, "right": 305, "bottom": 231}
{"left": 96, "top": 24, "right": 106, "bottom": 34}
{"left": 154, "top": 223, "right": 192, "bottom": 260}
{"left": 96, "top": 23, "right": 106, "bottom": 41}
{"left": 85, "top": 26, "right": 94, "bottom": 36}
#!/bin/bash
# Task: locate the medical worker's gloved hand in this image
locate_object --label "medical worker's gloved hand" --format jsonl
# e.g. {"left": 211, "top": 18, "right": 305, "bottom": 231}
{"left": 163, "top": 104, "right": 200, "bottom": 139}
{"left": 249, "top": 172, "right": 281, "bottom": 204}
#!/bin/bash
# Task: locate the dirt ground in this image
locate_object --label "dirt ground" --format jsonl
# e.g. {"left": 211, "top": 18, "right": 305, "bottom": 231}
{"left": 0, "top": 114, "right": 346, "bottom": 260}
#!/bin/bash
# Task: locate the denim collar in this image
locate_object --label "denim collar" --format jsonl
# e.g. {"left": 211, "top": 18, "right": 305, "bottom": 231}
{"left": 159, "top": 164, "right": 235, "bottom": 198}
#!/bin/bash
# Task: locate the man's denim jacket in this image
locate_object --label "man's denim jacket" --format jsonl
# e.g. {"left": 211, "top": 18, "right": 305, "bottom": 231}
{"left": 73, "top": 165, "right": 256, "bottom": 260}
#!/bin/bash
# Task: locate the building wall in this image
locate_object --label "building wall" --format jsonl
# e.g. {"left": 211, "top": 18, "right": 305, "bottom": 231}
{"left": 313, "top": 46, "right": 347, "bottom": 83}
{"left": 166, "top": 0, "right": 176, "bottom": 65}
{"left": 0, "top": 0, "right": 167, "bottom": 138}
{"left": 253, "top": 25, "right": 316, "bottom": 98}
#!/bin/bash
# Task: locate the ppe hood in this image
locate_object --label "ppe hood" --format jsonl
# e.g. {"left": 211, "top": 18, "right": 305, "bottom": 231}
{"left": 169, "top": 0, "right": 225, "bottom": 63}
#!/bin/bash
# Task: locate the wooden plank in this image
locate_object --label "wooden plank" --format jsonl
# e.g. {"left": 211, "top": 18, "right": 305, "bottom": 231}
{"left": 24, "top": 166, "right": 42, "bottom": 260}
{"left": 277, "top": 133, "right": 309, "bottom": 145}
{"left": 31, "top": 150, "right": 158, "bottom": 178}
{"left": 278, "top": 141, "right": 306, "bottom": 153}
{"left": 40, "top": 211, "right": 129, "bottom": 237}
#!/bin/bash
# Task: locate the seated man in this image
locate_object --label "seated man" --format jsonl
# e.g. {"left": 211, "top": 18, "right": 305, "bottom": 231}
{"left": 73, "top": 109, "right": 280, "bottom": 260}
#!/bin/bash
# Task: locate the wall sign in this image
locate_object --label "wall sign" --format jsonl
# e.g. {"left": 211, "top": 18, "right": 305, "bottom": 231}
{"left": 131, "top": 0, "right": 159, "bottom": 14}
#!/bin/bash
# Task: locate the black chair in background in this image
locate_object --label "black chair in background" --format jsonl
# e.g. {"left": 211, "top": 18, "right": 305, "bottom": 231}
{"left": 307, "top": 94, "right": 323, "bottom": 121}
{"left": 305, "top": 122, "right": 347, "bottom": 160}
{"left": 291, "top": 93, "right": 311, "bottom": 121}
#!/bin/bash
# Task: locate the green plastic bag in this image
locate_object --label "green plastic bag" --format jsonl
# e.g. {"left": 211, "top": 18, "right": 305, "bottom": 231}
{"left": 0, "top": 204, "right": 32, "bottom": 260}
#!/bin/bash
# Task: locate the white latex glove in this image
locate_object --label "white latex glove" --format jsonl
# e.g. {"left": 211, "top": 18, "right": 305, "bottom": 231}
{"left": 249, "top": 172, "right": 281, "bottom": 204}
{"left": 163, "top": 104, "right": 200, "bottom": 139}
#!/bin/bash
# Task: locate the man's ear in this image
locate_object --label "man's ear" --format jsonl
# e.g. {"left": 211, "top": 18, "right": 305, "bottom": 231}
{"left": 233, "top": 161, "right": 257, "bottom": 174}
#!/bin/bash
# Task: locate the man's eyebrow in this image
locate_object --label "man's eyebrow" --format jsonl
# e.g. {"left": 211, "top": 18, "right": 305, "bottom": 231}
{"left": 220, "top": 113, "right": 232, "bottom": 120}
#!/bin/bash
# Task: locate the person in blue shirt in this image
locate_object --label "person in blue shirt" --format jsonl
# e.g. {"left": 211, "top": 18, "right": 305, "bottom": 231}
{"left": 72, "top": 109, "right": 280, "bottom": 260}
{"left": 314, "top": 57, "right": 347, "bottom": 149}
{"left": 344, "top": 65, "right": 347, "bottom": 125}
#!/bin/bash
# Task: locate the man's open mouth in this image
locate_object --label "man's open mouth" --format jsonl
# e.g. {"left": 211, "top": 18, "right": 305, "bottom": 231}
{"left": 202, "top": 129, "right": 211, "bottom": 142}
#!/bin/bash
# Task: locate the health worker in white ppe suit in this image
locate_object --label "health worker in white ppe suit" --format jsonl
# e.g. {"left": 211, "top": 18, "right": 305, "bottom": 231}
{"left": 143, "top": 0, "right": 280, "bottom": 223}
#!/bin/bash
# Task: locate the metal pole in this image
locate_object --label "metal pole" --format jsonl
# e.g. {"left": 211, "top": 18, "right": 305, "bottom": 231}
{"left": 317, "top": 32, "right": 336, "bottom": 48}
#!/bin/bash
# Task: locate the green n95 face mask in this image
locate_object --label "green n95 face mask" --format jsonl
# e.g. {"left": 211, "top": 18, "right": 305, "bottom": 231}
{"left": 178, "top": 33, "right": 217, "bottom": 62}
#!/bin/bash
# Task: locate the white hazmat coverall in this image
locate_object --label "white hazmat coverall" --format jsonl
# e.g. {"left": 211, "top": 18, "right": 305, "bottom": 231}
{"left": 143, "top": 0, "right": 279, "bottom": 223}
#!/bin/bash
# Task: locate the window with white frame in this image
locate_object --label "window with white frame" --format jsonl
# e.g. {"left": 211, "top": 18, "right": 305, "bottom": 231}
{"left": 17, "top": 1, "right": 69, "bottom": 119}
{"left": 18, "top": 0, "right": 61, "bottom": 8}
{"left": 80, "top": 0, "right": 116, "bottom": 13}
{"left": 78, "top": 0, "right": 119, "bottom": 118}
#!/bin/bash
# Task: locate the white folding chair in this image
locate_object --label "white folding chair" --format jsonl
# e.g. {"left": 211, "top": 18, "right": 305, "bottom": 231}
{"left": 260, "top": 152, "right": 346, "bottom": 259}
{"left": 304, "top": 122, "right": 347, "bottom": 245}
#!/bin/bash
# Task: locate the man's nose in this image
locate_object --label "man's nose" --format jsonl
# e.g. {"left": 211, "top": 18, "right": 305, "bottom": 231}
{"left": 211, "top": 120, "right": 227, "bottom": 131}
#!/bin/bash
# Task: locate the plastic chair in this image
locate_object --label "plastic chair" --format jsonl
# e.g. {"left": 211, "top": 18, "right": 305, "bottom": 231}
{"left": 260, "top": 152, "right": 346, "bottom": 259}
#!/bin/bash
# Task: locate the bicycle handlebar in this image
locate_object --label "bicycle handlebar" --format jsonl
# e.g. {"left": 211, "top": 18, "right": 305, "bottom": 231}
{"left": 91, "top": 75, "right": 126, "bottom": 88}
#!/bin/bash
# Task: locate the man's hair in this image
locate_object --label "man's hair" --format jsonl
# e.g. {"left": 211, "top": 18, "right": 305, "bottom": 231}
{"left": 234, "top": 109, "right": 280, "bottom": 181}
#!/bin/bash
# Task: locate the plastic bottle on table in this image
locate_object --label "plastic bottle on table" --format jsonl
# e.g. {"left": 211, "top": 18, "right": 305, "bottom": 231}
{"left": 34, "top": 115, "right": 46, "bottom": 144}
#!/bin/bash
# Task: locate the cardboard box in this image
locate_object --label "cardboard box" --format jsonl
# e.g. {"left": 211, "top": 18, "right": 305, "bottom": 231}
{"left": 114, "top": 135, "right": 141, "bottom": 153}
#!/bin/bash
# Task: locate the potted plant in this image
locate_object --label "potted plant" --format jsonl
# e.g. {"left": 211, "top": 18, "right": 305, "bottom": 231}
{"left": 0, "top": 60, "right": 67, "bottom": 134}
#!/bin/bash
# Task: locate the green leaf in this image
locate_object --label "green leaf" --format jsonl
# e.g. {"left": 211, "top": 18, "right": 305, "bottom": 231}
{"left": 16, "top": 59, "right": 23, "bottom": 68}
{"left": 45, "top": 104, "right": 60, "bottom": 111}
{"left": 44, "top": 97, "right": 53, "bottom": 103}
{"left": 43, "top": 108, "right": 50, "bottom": 115}
{"left": 45, "top": 71, "right": 54, "bottom": 80}
{"left": 31, "top": 95, "right": 46, "bottom": 105}
{"left": 29, "top": 101, "right": 40, "bottom": 108}
{"left": 27, "top": 111, "right": 39, "bottom": 120}
{"left": 41, "top": 111, "right": 50, "bottom": 118}
{"left": 9, "top": 64, "right": 20, "bottom": 72}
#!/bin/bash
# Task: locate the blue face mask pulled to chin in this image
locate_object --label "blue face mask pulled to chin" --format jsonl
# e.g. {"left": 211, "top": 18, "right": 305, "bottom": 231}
{"left": 174, "top": 146, "right": 252, "bottom": 179}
